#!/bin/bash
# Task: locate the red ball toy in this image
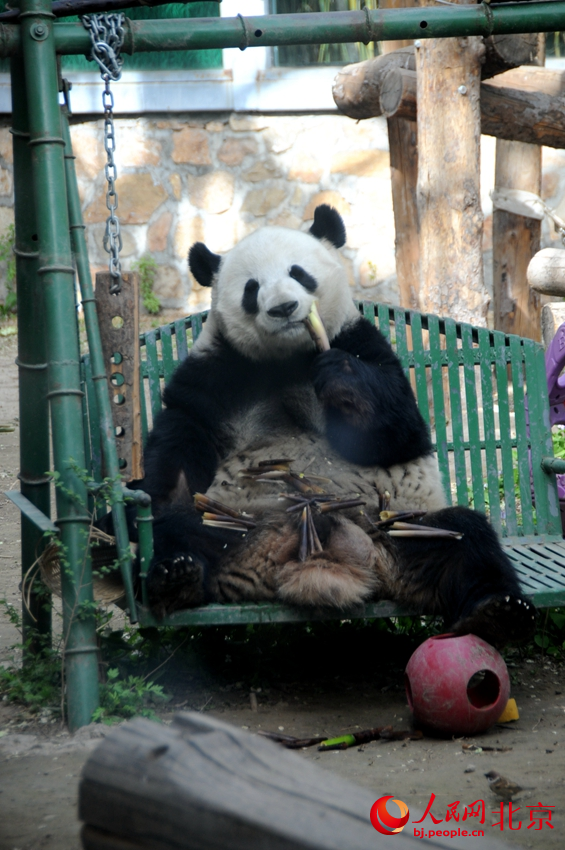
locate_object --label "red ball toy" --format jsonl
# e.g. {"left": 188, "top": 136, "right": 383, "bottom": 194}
{"left": 405, "top": 633, "right": 510, "bottom": 736}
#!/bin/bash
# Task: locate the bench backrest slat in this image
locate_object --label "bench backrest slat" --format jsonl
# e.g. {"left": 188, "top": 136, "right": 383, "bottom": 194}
{"left": 460, "top": 323, "right": 485, "bottom": 514}
{"left": 160, "top": 324, "right": 175, "bottom": 384}
{"left": 509, "top": 334, "right": 536, "bottom": 536}
{"left": 445, "top": 317, "right": 468, "bottom": 508}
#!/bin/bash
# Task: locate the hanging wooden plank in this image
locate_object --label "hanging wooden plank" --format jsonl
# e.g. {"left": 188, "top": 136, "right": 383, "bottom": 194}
{"left": 95, "top": 272, "right": 143, "bottom": 481}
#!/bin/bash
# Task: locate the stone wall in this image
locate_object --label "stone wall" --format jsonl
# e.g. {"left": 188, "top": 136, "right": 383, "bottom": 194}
{"left": 1, "top": 113, "right": 565, "bottom": 320}
{"left": 72, "top": 112, "right": 396, "bottom": 314}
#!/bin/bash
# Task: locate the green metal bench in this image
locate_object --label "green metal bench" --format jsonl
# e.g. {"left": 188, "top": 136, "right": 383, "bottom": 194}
{"left": 81, "top": 302, "right": 565, "bottom": 628}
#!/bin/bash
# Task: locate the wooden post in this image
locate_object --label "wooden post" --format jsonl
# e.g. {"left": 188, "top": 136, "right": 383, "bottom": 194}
{"left": 415, "top": 4, "right": 487, "bottom": 324}
{"left": 379, "top": 0, "right": 416, "bottom": 54}
{"left": 380, "top": 0, "right": 420, "bottom": 309}
{"left": 492, "top": 37, "right": 544, "bottom": 341}
{"left": 388, "top": 116, "right": 420, "bottom": 309}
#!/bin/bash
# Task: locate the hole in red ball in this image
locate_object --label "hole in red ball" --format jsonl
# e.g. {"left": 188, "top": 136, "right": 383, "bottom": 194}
{"left": 467, "top": 669, "right": 500, "bottom": 708}
{"left": 404, "top": 673, "right": 414, "bottom": 710}
{"left": 429, "top": 633, "right": 457, "bottom": 641}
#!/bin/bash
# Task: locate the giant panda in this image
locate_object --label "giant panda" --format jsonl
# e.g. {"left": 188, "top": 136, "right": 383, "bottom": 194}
{"left": 135, "top": 205, "right": 535, "bottom": 647}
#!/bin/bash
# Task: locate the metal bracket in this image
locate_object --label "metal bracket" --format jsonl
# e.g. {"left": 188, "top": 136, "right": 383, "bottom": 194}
{"left": 4, "top": 491, "right": 58, "bottom": 534}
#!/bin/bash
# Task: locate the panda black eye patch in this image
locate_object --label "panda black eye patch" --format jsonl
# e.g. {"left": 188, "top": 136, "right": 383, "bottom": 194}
{"left": 289, "top": 265, "right": 318, "bottom": 293}
{"left": 242, "top": 279, "right": 260, "bottom": 314}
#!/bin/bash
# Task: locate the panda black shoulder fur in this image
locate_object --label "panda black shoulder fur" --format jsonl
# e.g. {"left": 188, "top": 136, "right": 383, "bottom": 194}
{"left": 137, "top": 205, "right": 535, "bottom": 647}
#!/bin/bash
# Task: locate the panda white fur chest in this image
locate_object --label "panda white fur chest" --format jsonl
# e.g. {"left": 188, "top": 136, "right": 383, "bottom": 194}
{"left": 134, "top": 205, "right": 536, "bottom": 647}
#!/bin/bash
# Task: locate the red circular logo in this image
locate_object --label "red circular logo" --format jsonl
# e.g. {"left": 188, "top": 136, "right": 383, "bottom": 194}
{"left": 370, "top": 796, "right": 410, "bottom": 835}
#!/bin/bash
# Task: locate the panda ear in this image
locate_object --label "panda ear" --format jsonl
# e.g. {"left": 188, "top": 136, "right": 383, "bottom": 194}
{"left": 309, "top": 204, "right": 346, "bottom": 249}
{"left": 188, "top": 242, "right": 221, "bottom": 287}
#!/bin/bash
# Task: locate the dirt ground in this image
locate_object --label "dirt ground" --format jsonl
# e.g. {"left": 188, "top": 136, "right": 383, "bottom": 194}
{"left": 2, "top": 323, "right": 565, "bottom": 850}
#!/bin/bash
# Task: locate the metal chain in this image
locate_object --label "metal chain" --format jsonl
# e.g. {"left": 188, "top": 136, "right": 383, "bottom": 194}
{"left": 82, "top": 14, "right": 125, "bottom": 293}
{"left": 82, "top": 13, "right": 125, "bottom": 82}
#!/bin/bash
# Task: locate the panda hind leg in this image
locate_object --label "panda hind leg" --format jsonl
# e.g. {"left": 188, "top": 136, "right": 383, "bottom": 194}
{"left": 145, "top": 507, "right": 241, "bottom": 616}
{"left": 391, "top": 506, "right": 536, "bottom": 648}
{"left": 276, "top": 516, "right": 390, "bottom": 608}
{"left": 450, "top": 594, "right": 536, "bottom": 649}
{"left": 146, "top": 554, "right": 205, "bottom": 618}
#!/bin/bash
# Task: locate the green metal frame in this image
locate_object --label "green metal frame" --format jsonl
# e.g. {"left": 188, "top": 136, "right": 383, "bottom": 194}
{"left": 7, "top": 0, "right": 565, "bottom": 727}
{"left": 1, "top": 3, "right": 565, "bottom": 57}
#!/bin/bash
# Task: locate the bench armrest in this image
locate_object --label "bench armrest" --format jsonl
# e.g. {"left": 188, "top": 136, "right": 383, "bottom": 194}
{"left": 541, "top": 456, "right": 565, "bottom": 475}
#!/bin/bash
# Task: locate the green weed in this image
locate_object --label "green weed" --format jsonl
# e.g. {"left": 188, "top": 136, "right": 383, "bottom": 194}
{"left": 0, "top": 223, "right": 16, "bottom": 317}
{"left": 0, "top": 602, "right": 61, "bottom": 715}
{"left": 92, "top": 667, "right": 167, "bottom": 724}
{"left": 553, "top": 426, "right": 565, "bottom": 459}
{"left": 532, "top": 608, "right": 565, "bottom": 657}
{"left": 132, "top": 253, "right": 160, "bottom": 315}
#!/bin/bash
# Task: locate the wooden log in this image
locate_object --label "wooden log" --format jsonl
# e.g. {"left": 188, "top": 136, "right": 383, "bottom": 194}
{"left": 380, "top": 67, "right": 417, "bottom": 118}
{"left": 416, "top": 7, "right": 487, "bottom": 324}
{"left": 332, "top": 47, "right": 414, "bottom": 121}
{"left": 482, "top": 33, "right": 541, "bottom": 80}
{"left": 388, "top": 115, "right": 420, "bottom": 308}
{"left": 492, "top": 37, "right": 544, "bottom": 342}
{"left": 333, "top": 33, "right": 542, "bottom": 120}
{"left": 528, "top": 247, "right": 565, "bottom": 296}
{"left": 492, "top": 140, "right": 542, "bottom": 340}
{"left": 541, "top": 301, "right": 565, "bottom": 350}
{"left": 95, "top": 272, "right": 143, "bottom": 482}
{"left": 376, "top": 65, "right": 565, "bottom": 150}
{"left": 79, "top": 712, "right": 509, "bottom": 850}
{"left": 481, "top": 64, "right": 565, "bottom": 149}
{"left": 381, "top": 0, "right": 420, "bottom": 309}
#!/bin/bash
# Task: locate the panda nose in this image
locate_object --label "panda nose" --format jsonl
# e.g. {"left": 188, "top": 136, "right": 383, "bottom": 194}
{"left": 267, "top": 300, "right": 299, "bottom": 319}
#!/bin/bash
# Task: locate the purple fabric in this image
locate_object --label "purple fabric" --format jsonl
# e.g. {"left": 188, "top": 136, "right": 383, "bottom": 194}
{"left": 545, "top": 322, "right": 565, "bottom": 499}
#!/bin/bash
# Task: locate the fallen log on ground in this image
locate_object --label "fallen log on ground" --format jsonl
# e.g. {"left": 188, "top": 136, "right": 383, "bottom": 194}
{"left": 79, "top": 712, "right": 510, "bottom": 850}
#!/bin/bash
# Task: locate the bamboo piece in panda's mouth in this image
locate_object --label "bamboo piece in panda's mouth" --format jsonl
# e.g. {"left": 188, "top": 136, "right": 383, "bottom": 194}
{"left": 303, "top": 301, "right": 330, "bottom": 352}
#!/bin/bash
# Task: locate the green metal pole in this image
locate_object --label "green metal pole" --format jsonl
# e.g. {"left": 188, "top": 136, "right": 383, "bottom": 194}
{"left": 125, "top": 489, "right": 153, "bottom": 611}
{"left": 2, "top": 2, "right": 565, "bottom": 58}
{"left": 48, "top": 2, "right": 565, "bottom": 55}
{"left": 19, "top": 0, "right": 99, "bottom": 729}
{"left": 60, "top": 108, "right": 138, "bottom": 622}
{"left": 11, "top": 54, "right": 52, "bottom": 656}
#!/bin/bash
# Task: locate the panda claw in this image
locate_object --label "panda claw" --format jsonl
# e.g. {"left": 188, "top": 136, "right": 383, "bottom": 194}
{"left": 451, "top": 594, "right": 536, "bottom": 649}
{"left": 147, "top": 553, "right": 204, "bottom": 599}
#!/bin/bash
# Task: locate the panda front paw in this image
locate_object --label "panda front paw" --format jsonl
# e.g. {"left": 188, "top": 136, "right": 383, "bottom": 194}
{"left": 146, "top": 553, "right": 205, "bottom": 612}
{"left": 311, "top": 349, "right": 373, "bottom": 427}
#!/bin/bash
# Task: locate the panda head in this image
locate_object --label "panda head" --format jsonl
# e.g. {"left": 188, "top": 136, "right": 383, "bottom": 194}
{"left": 188, "top": 205, "right": 359, "bottom": 360}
